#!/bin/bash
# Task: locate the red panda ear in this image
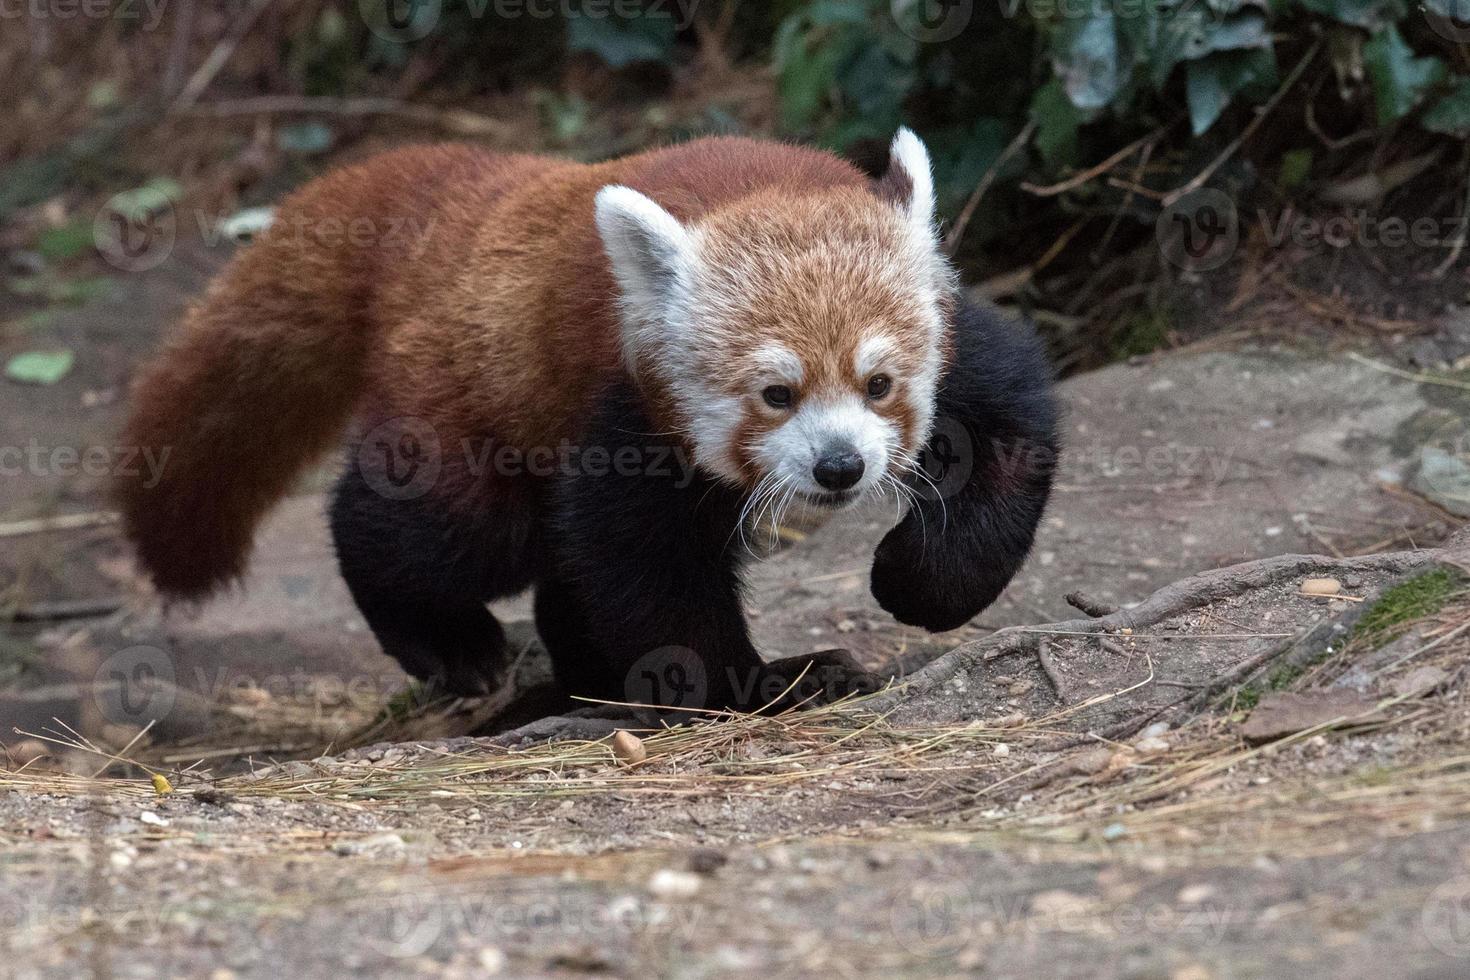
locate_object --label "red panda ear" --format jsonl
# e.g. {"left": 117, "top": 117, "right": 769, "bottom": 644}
{"left": 594, "top": 185, "right": 700, "bottom": 365}
{"left": 874, "top": 128, "right": 937, "bottom": 240}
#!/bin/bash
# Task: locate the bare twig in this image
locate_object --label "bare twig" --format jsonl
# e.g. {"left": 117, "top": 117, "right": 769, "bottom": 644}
{"left": 1021, "top": 124, "right": 1170, "bottom": 198}
{"left": 863, "top": 545, "right": 1450, "bottom": 711}
{"left": 0, "top": 512, "right": 117, "bottom": 537}
{"left": 945, "top": 121, "right": 1035, "bottom": 256}
{"left": 1347, "top": 352, "right": 1470, "bottom": 392}
{"left": 1037, "top": 641, "right": 1069, "bottom": 701}
{"left": 161, "top": 0, "right": 197, "bottom": 99}
{"left": 1161, "top": 41, "right": 1322, "bottom": 208}
{"left": 170, "top": 0, "right": 276, "bottom": 111}
{"left": 2, "top": 597, "right": 123, "bottom": 623}
{"left": 1065, "top": 591, "right": 1118, "bottom": 618}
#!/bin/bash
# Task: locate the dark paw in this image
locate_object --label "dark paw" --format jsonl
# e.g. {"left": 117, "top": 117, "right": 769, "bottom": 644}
{"left": 871, "top": 533, "right": 980, "bottom": 632}
{"left": 871, "top": 563, "right": 954, "bottom": 635}
{"left": 752, "top": 649, "right": 887, "bottom": 711}
{"left": 389, "top": 640, "right": 508, "bottom": 700}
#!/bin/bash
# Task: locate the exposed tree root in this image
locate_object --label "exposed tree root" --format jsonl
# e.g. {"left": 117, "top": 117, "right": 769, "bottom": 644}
{"left": 865, "top": 539, "right": 1466, "bottom": 713}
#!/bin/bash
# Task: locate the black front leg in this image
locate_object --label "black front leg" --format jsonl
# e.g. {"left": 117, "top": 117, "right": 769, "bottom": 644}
{"left": 871, "top": 299, "right": 1060, "bottom": 632}
{"left": 539, "top": 383, "right": 774, "bottom": 713}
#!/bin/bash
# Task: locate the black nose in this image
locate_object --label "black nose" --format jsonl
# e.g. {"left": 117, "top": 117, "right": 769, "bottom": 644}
{"left": 813, "top": 449, "right": 865, "bottom": 491}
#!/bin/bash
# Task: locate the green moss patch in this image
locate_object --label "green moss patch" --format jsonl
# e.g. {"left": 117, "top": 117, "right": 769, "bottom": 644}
{"left": 1353, "top": 568, "right": 1462, "bottom": 644}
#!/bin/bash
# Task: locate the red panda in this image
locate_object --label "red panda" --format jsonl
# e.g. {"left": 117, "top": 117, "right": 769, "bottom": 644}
{"left": 115, "top": 130, "right": 1058, "bottom": 711}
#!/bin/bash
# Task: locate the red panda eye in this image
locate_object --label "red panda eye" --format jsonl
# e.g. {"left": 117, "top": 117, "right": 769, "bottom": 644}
{"left": 867, "top": 374, "right": 892, "bottom": 400}
{"left": 762, "top": 385, "right": 794, "bottom": 409}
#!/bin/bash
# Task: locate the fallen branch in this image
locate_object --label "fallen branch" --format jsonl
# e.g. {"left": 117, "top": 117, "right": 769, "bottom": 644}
{"left": 0, "top": 512, "right": 118, "bottom": 537}
{"left": 170, "top": 0, "right": 277, "bottom": 111}
{"left": 2, "top": 597, "right": 123, "bottom": 623}
{"left": 1064, "top": 591, "right": 1118, "bottom": 618}
{"left": 863, "top": 544, "right": 1455, "bottom": 712}
{"left": 945, "top": 121, "right": 1035, "bottom": 256}
{"left": 1161, "top": 41, "right": 1321, "bottom": 208}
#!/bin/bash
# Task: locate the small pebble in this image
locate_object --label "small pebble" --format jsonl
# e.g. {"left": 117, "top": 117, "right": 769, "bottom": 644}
{"left": 611, "top": 730, "right": 646, "bottom": 765}
{"left": 4, "top": 739, "right": 49, "bottom": 768}
{"left": 688, "top": 848, "right": 728, "bottom": 874}
{"left": 476, "top": 948, "right": 507, "bottom": 974}
{"left": 648, "top": 868, "right": 702, "bottom": 899}
{"left": 1301, "top": 577, "right": 1342, "bottom": 596}
{"left": 1177, "top": 884, "right": 1216, "bottom": 905}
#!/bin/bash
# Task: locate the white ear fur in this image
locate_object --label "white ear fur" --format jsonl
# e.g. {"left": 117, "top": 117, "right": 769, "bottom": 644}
{"left": 887, "top": 127, "right": 937, "bottom": 238}
{"left": 594, "top": 185, "right": 698, "bottom": 365}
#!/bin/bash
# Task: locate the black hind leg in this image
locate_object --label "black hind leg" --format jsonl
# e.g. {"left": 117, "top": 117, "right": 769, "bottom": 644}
{"left": 330, "top": 456, "right": 541, "bottom": 697}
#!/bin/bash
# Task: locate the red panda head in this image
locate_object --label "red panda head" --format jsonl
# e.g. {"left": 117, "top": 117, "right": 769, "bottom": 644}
{"left": 595, "top": 129, "right": 955, "bottom": 510}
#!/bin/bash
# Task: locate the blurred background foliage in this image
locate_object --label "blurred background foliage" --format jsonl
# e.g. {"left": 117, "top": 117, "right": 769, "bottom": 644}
{"left": 5, "top": 0, "right": 1470, "bottom": 369}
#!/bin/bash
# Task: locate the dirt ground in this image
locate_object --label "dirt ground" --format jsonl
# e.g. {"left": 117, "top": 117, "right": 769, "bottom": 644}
{"left": 5, "top": 234, "right": 1470, "bottom": 976}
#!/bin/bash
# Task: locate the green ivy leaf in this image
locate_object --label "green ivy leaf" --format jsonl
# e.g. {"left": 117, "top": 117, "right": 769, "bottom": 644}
{"left": 1185, "top": 48, "right": 1278, "bottom": 134}
{"left": 1423, "top": 76, "right": 1470, "bottom": 134}
{"left": 1054, "top": 12, "right": 1123, "bottom": 111}
{"left": 1186, "top": 59, "right": 1234, "bottom": 135}
{"left": 1298, "top": 0, "right": 1407, "bottom": 30}
{"left": 774, "top": 4, "right": 888, "bottom": 132}
{"left": 5, "top": 349, "right": 74, "bottom": 386}
{"left": 937, "top": 117, "right": 1008, "bottom": 213}
{"left": 566, "top": 11, "right": 675, "bottom": 68}
{"left": 277, "top": 122, "right": 334, "bottom": 156}
{"left": 1140, "top": 7, "right": 1269, "bottom": 94}
{"left": 1030, "top": 79, "right": 1084, "bottom": 168}
{"left": 35, "top": 221, "right": 94, "bottom": 262}
{"left": 1364, "top": 26, "right": 1446, "bottom": 124}
{"left": 1279, "top": 147, "right": 1314, "bottom": 188}
{"left": 107, "top": 177, "right": 183, "bottom": 222}
{"left": 838, "top": 42, "right": 913, "bottom": 121}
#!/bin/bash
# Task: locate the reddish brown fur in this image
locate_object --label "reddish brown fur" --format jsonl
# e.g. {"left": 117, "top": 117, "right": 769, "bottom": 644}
{"left": 117, "top": 138, "right": 892, "bottom": 596}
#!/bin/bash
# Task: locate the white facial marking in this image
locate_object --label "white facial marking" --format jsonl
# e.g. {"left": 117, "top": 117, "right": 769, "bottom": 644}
{"left": 757, "top": 395, "right": 898, "bottom": 500}
{"left": 751, "top": 343, "right": 804, "bottom": 386}
{"left": 856, "top": 335, "right": 899, "bottom": 379}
